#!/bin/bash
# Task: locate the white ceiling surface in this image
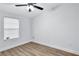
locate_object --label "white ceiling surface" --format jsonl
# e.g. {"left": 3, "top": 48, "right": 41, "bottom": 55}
{"left": 0, "top": 3, "right": 59, "bottom": 18}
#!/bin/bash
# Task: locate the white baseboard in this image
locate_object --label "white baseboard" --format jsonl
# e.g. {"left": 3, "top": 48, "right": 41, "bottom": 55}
{"left": 1, "top": 40, "right": 79, "bottom": 55}
{"left": 0, "top": 40, "right": 31, "bottom": 52}
{"left": 33, "top": 40, "right": 79, "bottom": 55}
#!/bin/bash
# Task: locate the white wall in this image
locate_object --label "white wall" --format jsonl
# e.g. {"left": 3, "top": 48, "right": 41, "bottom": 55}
{"left": 33, "top": 4, "right": 79, "bottom": 52}
{"left": 0, "top": 3, "right": 79, "bottom": 52}
{"left": 0, "top": 11, "right": 32, "bottom": 51}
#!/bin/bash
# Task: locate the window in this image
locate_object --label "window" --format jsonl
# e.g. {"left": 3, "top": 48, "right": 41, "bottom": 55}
{"left": 4, "top": 17, "right": 19, "bottom": 40}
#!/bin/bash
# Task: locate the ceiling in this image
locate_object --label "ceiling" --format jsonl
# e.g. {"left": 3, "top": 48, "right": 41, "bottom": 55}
{"left": 0, "top": 3, "right": 60, "bottom": 18}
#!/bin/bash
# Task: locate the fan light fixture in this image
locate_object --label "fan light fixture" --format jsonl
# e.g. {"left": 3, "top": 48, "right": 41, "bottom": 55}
{"left": 26, "top": 5, "right": 34, "bottom": 12}
{"left": 15, "top": 3, "right": 44, "bottom": 12}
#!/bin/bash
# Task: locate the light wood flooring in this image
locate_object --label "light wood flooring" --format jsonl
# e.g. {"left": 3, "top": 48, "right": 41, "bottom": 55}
{"left": 0, "top": 42, "right": 78, "bottom": 56}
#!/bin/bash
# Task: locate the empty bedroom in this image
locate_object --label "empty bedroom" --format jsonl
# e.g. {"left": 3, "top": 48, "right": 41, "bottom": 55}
{"left": 0, "top": 3, "right": 79, "bottom": 56}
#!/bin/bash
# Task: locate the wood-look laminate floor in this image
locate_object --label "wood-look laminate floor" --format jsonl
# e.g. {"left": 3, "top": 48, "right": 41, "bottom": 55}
{"left": 0, "top": 42, "right": 78, "bottom": 56}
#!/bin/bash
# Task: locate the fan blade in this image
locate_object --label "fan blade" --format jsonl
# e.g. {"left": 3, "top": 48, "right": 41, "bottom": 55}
{"left": 28, "top": 3, "right": 36, "bottom": 5}
{"left": 33, "top": 5, "right": 43, "bottom": 10}
{"left": 15, "top": 4, "right": 27, "bottom": 7}
{"left": 33, "top": 3, "right": 37, "bottom": 4}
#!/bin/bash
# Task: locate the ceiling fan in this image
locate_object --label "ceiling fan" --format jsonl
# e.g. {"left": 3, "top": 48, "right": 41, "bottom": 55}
{"left": 15, "top": 3, "right": 44, "bottom": 12}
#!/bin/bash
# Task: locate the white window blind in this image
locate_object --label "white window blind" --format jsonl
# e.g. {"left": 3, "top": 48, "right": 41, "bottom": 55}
{"left": 4, "top": 17, "right": 19, "bottom": 40}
